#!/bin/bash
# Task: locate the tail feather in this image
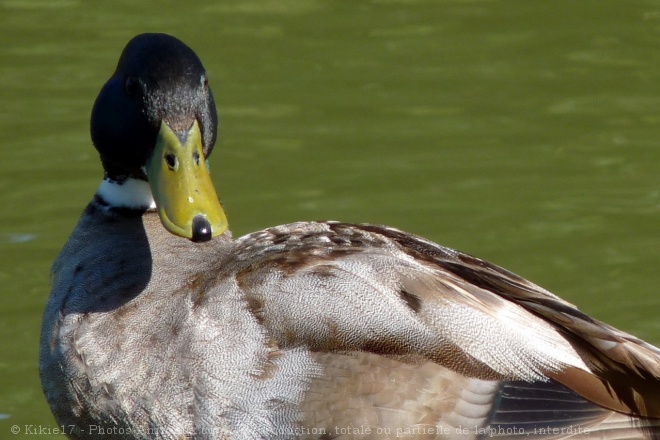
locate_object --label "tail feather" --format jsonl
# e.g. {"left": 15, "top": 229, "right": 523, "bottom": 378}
{"left": 486, "top": 380, "right": 660, "bottom": 440}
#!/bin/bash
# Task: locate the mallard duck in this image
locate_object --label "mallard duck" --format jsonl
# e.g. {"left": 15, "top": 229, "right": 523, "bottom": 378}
{"left": 40, "top": 33, "right": 660, "bottom": 440}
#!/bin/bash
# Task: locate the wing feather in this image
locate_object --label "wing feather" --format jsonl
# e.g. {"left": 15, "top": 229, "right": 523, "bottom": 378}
{"left": 232, "top": 222, "right": 660, "bottom": 419}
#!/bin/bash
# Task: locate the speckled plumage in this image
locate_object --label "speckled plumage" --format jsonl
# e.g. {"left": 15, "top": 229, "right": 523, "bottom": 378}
{"left": 40, "top": 34, "right": 660, "bottom": 439}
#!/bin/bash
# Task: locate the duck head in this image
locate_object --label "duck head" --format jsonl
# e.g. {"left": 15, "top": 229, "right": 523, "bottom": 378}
{"left": 91, "top": 33, "right": 227, "bottom": 242}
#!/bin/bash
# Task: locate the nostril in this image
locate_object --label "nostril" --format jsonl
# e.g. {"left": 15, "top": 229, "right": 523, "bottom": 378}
{"left": 165, "top": 153, "right": 177, "bottom": 170}
{"left": 191, "top": 215, "right": 212, "bottom": 242}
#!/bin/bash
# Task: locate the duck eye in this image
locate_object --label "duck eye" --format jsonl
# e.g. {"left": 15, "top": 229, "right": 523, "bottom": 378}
{"left": 124, "top": 76, "right": 140, "bottom": 96}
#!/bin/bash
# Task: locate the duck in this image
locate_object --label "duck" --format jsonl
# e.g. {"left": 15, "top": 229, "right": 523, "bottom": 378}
{"left": 39, "top": 33, "right": 660, "bottom": 440}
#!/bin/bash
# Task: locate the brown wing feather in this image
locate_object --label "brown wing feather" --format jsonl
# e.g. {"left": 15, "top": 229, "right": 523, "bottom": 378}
{"left": 234, "top": 221, "right": 660, "bottom": 420}
{"left": 355, "top": 223, "right": 660, "bottom": 417}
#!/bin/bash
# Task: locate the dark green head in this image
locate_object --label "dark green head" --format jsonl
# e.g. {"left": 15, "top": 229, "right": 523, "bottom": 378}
{"left": 91, "top": 33, "right": 218, "bottom": 180}
{"left": 91, "top": 33, "right": 226, "bottom": 242}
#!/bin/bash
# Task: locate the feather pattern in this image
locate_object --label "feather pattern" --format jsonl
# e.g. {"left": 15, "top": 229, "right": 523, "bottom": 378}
{"left": 41, "top": 214, "right": 660, "bottom": 439}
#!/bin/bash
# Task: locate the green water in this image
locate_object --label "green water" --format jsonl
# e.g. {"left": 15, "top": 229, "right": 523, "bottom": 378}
{"left": 2, "top": 0, "right": 660, "bottom": 436}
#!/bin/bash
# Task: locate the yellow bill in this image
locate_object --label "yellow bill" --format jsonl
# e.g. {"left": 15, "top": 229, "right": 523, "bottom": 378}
{"left": 146, "top": 120, "right": 228, "bottom": 242}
